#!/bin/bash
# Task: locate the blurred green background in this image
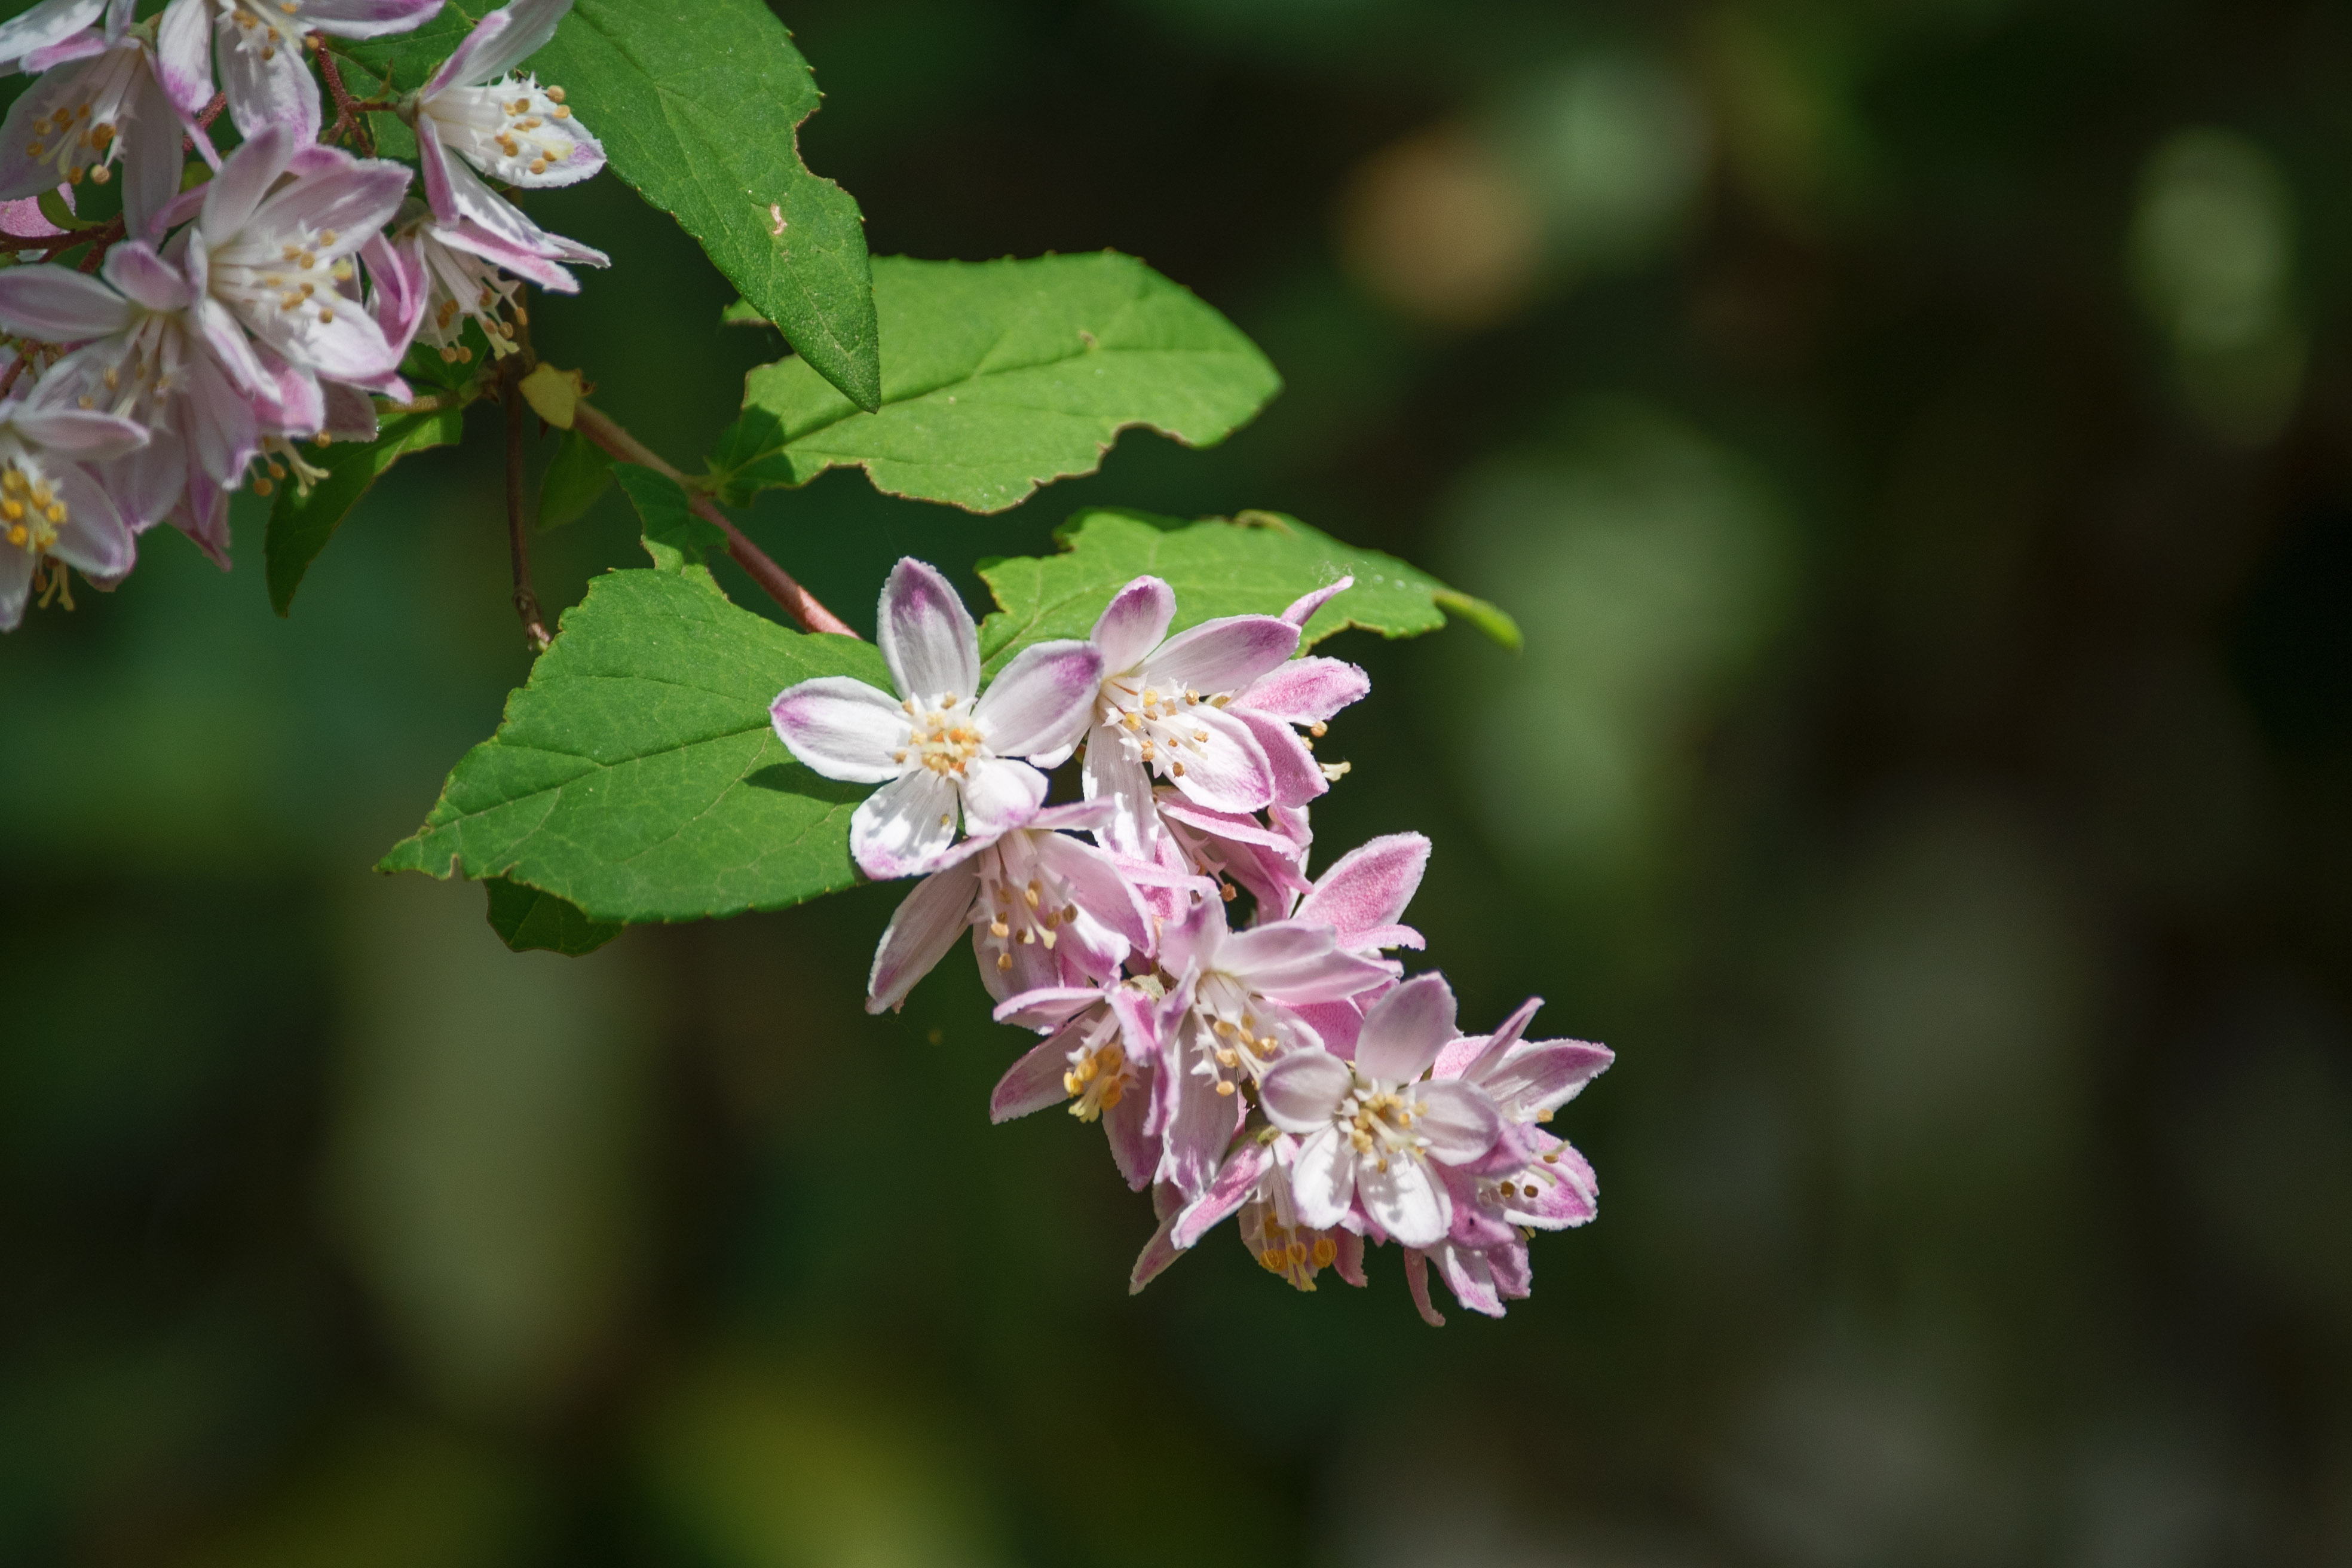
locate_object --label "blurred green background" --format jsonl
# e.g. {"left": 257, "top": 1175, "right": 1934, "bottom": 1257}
{"left": 5, "top": 0, "right": 2352, "bottom": 1562}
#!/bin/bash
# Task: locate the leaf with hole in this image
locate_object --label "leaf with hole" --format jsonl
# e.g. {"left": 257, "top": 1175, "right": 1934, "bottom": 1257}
{"left": 484, "top": 876, "right": 623, "bottom": 956}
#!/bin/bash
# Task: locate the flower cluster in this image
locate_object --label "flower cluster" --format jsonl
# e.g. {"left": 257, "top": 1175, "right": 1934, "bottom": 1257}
{"left": 0, "top": 0, "right": 606, "bottom": 630}
{"left": 772, "top": 559, "right": 1614, "bottom": 1324}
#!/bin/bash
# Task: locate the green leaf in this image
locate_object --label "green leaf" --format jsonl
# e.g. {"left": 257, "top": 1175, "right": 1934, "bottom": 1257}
{"left": 538, "top": 426, "right": 614, "bottom": 531}
{"left": 379, "top": 569, "right": 886, "bottom": 923}
{"left": 719, "top": 298, "right": 773, "bottom": 329}
{"left": 708, "top": 253, "right": 1282, "bottom": 513}
{"left": 612, "top": 463, "right": 727, "bottom": 578}
{"left": 975, "top": 507, "right": 1519, "bottom": 675}
{"left": 532, "top": 0, "right": 880, "bottom": 412}
{"left": 332, "top": 7, "right": 478, "bottom": 95}
{"left": 266, "top": 404, "right": 469, "bottom": 617}
{"left": 484, "top": 877, "right": 623, "bottom": 956}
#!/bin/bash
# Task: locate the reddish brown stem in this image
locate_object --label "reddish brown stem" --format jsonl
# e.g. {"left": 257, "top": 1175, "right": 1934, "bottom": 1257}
{"left": 0, "top": 353, "right": 30, "bottom": 399}
{"left": 196, "top": 91, "right": 225, "bottom": 131}
{"left": 504, "top": 378, "right": 553, "bottom": 651}
{"left": 311, "top": 38, "right": 371, "bottom": 153}
{"left": 568, "top": 401, "right": 859, "bottom": 639}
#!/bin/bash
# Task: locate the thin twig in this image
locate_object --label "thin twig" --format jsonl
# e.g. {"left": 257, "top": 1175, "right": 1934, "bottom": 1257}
{"left": 568, "top": 400, "right": 860, "bottom": 638}
{"left": 0, "top": 351, "right": 31, "bottom": 399}
{"left": 505, "top": 376, "right": 553, "bottom": 651}
{"left": 311, "top": 38, "right": 372, "bottom": 154}
{"left": 196, "top": 91, "right": 225, "bottom": 131}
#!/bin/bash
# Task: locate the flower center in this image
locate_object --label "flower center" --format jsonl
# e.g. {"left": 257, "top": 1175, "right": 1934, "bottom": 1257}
{"left": 213, "top": 220, "right": 361, "bottom": 343}
{"left": 1342, "top": 1085, "right": 1429, "bottom": 1172}
{"left": 223, "top": 1, "right": 304, "bottom": 56}
{"left": 1095, "top": 678, "right": 1228, "bottom": 782}
{"left": 891, "top": 696, "right": 985, "bottom": 778}
{"left": 2, "top": 459, "right": 66, "bottom": 558}
{"left": 1062, "top": 1040, "right": 1129, "bottom": 1122}
{"left": 413, "top": 227, "right": 523, "bottom": 362}
{"left": 22, "top": 45, "right": 143, "bottom": 188}
{"left": 978, "top": 841, "right": 1078, "bottom": 973}
{"left": 1191, "top": 972, "right": 1283, "bottom": 1097}
{"left": 428, "top": 75, "right": 584, "bottom": 182}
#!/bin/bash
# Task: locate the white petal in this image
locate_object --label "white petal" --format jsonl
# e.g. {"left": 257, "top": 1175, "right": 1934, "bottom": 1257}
{"left": 1359, "top": 1154, "right": 1448, "bottom": 1248}
{"left": 1412, "top": 1080, "right": 1502, "bottom": 1165}
{"left": 1258, "top": 1050, "right": 1352, "bottom": 1134}
{"left": 850, "top": 770, "right": 961, "bottom": 880}
{"left": 1288, "top": 1126, "right": 1356, "bottom": 1230}
{"left": 1355, "top": 972, "right": 1458, "bottom": 1085}
{"left": 768, "top": 676, "right": 908, "bottom": 783}
{"left": 957, "top": 756, "right": 1046, "bottom": 838}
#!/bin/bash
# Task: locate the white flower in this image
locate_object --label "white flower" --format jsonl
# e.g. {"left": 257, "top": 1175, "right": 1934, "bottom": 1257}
{"left": 770, "top": 558, "right": 1103, "bottom": 880}
{"left": 1258, "top": 972, "right": 1502, "bottom": 1248}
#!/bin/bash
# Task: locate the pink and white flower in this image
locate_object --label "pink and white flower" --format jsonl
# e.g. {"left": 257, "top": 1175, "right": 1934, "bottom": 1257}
{"left": 1129, "top": 1130, "right": 1367, "bottom": 1294}
{"left": 1402, "top": 997, "right": 1612, "bottom": 1323}
{"left": 1149, "top": 791, "right": 1313, "bottom": 917}
{"left": 1080, "top": 574, "right": 1298, "bottom": 856}
{"left": 0, "top": 1, "right": 215, "bottom": 241}
{"left": 406, "top": 0, "right": 607, "bottom": 280}
{"left": 864, "top": 800, "right": 1154, "bottom": 1013}
{"left": 990, "top": 979, "right": 1170, "bottom": 1191}
{"left": 1258, "top": 972, "right": 1503, "bottom": 1249}
{"left": 1220, "top": 575, "right": 1370, "bottom": 808}
{"left": 770, "top": 558, "right": 1102, "bottom": 880}
{"left": 169, "top": 0, "right": 445, "bottom": 143}
{"left": 0, "top": 385, "right": 148, "bottom": 630}
{"left": 0, "top": 127, "right": 418, "bottom": 559}
{"left": 1150, "top": 889, "right": 1393, "bottom": 1196}
{"left": 0, "top": 0, "right": 114, "bottom": 75}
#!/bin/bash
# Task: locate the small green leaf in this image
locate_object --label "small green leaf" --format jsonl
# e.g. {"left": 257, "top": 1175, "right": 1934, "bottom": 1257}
{"left": 37, "top": 189, "right": 101, "bottom": 231}
{"left": 612, "top": 463, "right": 726, "bottom": 578}
{"left": 485, "top": 877, "right": 623, "bottom": 956}
{"left": 368, "top": 111, "right": 419, "bottom": 162}
{"left": 975, "top": 508, "right": 1518, "bottom": 674}
{"left": 332, "top": 7, "right": 477, "bottom": 94}
{"left": 538, "top": 426, "right": 614, "bottom": 531}
{"left": 532, "top": 0, "right": 880, "bottom": 412}
{"left": 708, "top": 253, "right": 1282, "bottom": 513}
{"left": 267, "top": 404, "right": 469, "bottom": 617}
{"left": 719, "top": 298, "right": 773, "bottom": 329}
{"left": 379, "top": 569, "right": 886, "bottom": 924}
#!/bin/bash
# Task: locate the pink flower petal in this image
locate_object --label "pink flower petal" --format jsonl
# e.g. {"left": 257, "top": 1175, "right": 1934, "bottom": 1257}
{"left": 866, "top": 858, "right": 982, "bottom": 1013}
{"left": 973, "top": 638, "right": 1101, "bottom": 758}
{"left": 1144, "top": 613, "right": 1298, "bottom": 694}
{"left": 1414, "top": 1079, "right": 1501, "bottom": 1166}
{"left": 1355, "top": 971, "right": 1456, "bottom": 1084}
{"left": 878, "top": 556, "right": 979, "bottom": 703}
{"left": 1259, "top": 1050, "right": 1352, "bottom": 1134}
{"left": 770, "top": 675, "right": 906, "bottom": 783}
{"left": 1090, "top": 574, "right": 1174, "bottom": 672}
